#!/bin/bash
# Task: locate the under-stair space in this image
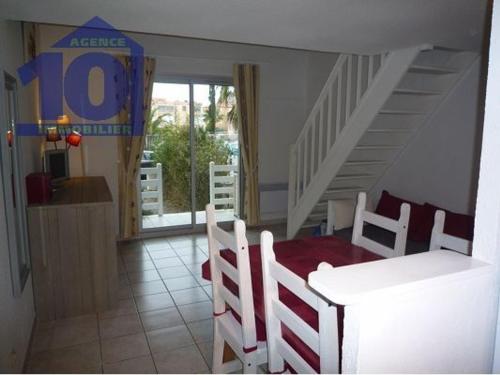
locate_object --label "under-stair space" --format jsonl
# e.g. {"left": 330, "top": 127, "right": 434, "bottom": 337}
{"left": 287, "top": 46, "right": 478, "bottom": 238}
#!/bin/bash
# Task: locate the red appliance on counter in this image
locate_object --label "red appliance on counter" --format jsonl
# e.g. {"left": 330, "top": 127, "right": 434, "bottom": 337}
{"left": 26, "top": 173, "right": 52, "bottom": 204}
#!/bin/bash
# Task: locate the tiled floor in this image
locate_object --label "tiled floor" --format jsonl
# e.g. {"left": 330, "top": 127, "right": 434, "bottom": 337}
{"left": 25, "top": 224, "right": 291, "bottom": 374}
{"left": 142, "top": 209, "right": 236, "bottom": 229}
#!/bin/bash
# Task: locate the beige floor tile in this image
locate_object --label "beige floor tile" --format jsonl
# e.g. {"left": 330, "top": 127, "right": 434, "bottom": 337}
{"left": 187, "top": 319, "right": 213, "bottom": 343}
{"left": 183, "top": 262, "right": 204, "bottom": 275}
{"left": 123, "top": 251, "right": 151, "bottom": 263}
{"left": 158, "top": 265, "right": 191, "bottom": 279}
{"left": 197, "top": 341, "right": 213, "bottom": 369}
{"left": 149, "top": 249, "right": 177, "bottom": 259}
{"left": 135, "top": 292, "right": 175, "bottom": 312}
{"left": 103, "top": 354, "right": 157, "bottom": 374}
{"left": 153, "top": 345, "right": 209, "bottom": 373}
{"left": 146, "top": 325, "right": 194, "bottom": 354}
{"left": 99, "top": 313, "right": 143, "bottom": 339}
{"left": 173, "top": 246, "right": 199, "bottom": 256}
{"left": 128, "top": 269, "right": 161, "bottom": 283}
{"left": 202, "top": 285, "right": 212, "bottom": 299}
{"left": 140, "top": 307, "right": 184, "bottom": 331}
{"left": 132, "top": 280, "right": 167, "bottom": 296}
{"left": 99, "top": 299, "right": 137, "bottom": 320}
{"left": 125, "top": 259, "right": 156, "bottom": 272}
{"left": 180, "top": 253, "right": 208, "bottom": 265}
{"left": 194, "top": 274, "right": 211, "bottom": 286}
{"left": 101, "top": 332, "right": 150, "bottom": 364}
{"left": 153, "top": 257, "right": 184, "bottom": 268}
{"left": 144, "top": 241, "right": 173, "bottom": 252}
{"left": 177, "top": 301, "right": 213, "bottom": 323}
{"left": 28, "top": 341, "right": 101, "bottom": 373}
{"left": 51, "top": 315, "right": 98, "bottom": 349}
{"left": 171, "top": 287, "right": 209, "bottom": 306}
{"left": 164, "top": 275, "right": 199, "bottom": 291}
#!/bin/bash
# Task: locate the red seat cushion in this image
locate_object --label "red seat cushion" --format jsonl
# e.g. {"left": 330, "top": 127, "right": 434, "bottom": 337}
{"left": 375, "top": 190, "right": 427, "bottom": 241}
{"left": 422, "top": 203, "right": 474, "bottom": 241}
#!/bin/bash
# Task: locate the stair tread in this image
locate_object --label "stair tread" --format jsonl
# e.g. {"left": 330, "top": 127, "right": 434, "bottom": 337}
{"left": 408, "top": 64, "right": 459, "bottom": 75}
{"left": 366, "top": 128, "right": 413, "bottom": 133}
{"left": 393, "top": 88, "right": 442, "bottom": 96}
{"left": 344, "top": 160, "right": 387, "bottom": 166}
{"left": 325, "top": 187, "right": 365, "bottom": 193}
{"left": 334, "top": 174, "right": 377, "bottom": 180}
{"left": 354, "top": 145, "right": 402, "bottom": 150}
{"left": 379, "top": 109, "right": 427, "bottom": 115}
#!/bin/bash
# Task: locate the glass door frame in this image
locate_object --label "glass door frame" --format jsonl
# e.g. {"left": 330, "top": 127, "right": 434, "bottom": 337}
{"left": 139, "top": 75, "right": 242, "bottom": 236}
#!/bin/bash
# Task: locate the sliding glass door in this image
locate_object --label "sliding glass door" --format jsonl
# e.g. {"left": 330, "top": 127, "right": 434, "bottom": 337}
{"left": 140, "top": 79, "right": 240, "bottom": 232}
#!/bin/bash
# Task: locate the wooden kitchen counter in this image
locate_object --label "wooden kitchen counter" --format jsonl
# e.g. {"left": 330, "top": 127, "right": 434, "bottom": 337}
{"left": 27, "top": 176, "right": 118, "bottom": 321}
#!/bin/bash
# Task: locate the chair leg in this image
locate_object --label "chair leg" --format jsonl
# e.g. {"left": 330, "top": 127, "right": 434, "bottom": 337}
{"left": 212, "top": 319, "right": 225, "bottom": 374}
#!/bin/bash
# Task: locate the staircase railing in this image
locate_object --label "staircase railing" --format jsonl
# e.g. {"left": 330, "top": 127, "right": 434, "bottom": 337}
{"left": 288, "top": 53, "right": 387, "bottom": 221}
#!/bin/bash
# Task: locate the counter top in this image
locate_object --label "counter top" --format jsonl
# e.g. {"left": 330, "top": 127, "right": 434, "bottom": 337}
{"left": 28, "top": 176, "right": 113, "bottom": 208}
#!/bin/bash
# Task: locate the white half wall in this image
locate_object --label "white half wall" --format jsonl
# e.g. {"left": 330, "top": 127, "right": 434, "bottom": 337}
{"left": 370, "top": 57, "right": 485, "bottom": 215}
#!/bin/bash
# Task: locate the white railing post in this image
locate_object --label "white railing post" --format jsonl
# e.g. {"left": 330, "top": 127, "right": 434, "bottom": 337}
{"left": 157, "top": 163, "right": 163, "bottom": 216}
{"left": 234, "top": 172, "right": 240, "bottom": 217}
{"left": 209, "top": 161, "right": 215, "bottom": 205}
{"left": 288, "top": 145, "right": 297, "bottom": 214}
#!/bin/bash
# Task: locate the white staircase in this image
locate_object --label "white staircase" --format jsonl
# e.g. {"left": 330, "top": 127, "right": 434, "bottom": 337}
{"left": 287, "top": 45, "right": 478, "bottom": 239}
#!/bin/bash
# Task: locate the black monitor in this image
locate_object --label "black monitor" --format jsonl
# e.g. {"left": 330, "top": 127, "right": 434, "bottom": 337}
{"left": 44, "top": 149, "right": 69, "bottom": 183}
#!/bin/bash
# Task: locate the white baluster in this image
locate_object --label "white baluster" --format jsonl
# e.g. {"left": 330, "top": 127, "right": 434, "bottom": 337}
{"left": 318, "top": 103, "right": 324, "bottom": 165}
{"left": 368, "top": 55, "right": 374, "bottom": 86}
{"left": 357, "top": 55, "right": 363, "bottom": 105}
{"left": 345, "top": 55, "right": 352, "bottom": 124}
{"left": 336, "top": 68, "right": 342, "bottom": 137}
{"left": 326, "top": 85, "right": 333, "bottom": 152}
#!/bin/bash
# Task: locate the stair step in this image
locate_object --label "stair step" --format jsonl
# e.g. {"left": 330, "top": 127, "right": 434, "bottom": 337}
{"left": 393, "top": 88, "right": 442, "bottom": 96}
{"left": 379, "top": 109, "right": 427, "bottom": 115}
{"left": 333, "top": 174, "right": 377, "bottom": 181}
{"left": 302, "top": 220, "right": 321, "bottom": 228}
{"left": 366, "top": 128, "right": 414, "bottom": 133}
{"left": 408, "top": 64, "right": 459, "bottom": 75}
{"left": 354, "top": 145, "right": 402, "bottom": 150}
{"left": 344, "top": 160, "right": 387, "bottom": 166}
{"left": 308, "top": 212, "right": 327, "bottom": 220}
{"left": 324, "top": 187, "right": 365, "bottom": 195}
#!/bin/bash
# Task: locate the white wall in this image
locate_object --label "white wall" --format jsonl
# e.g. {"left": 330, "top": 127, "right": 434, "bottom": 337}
{"left": 370, "top": 58, "right": 485, "bottom": 215}
{"left": 38, "top": 24, "right": 339, "bottom": 224}
{"left": 473, "top": 0, "right": 500, "bottom": 369}
{"left": 0, "top": 20, "right": 38, "bottom": 372}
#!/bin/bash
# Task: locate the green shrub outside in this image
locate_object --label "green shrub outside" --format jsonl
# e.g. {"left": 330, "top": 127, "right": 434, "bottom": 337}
{"left": 152, "top": 124, "right": 231, "bottom": 213}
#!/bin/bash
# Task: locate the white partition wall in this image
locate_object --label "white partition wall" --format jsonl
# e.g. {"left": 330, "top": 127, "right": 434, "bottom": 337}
{"left": 473, "top": 0, "right": 500, "bottom": 369}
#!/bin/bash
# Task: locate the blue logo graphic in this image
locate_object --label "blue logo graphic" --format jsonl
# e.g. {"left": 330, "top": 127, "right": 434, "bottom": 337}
{"left": 17, "top": 17, "right": 145, "bottom": 136}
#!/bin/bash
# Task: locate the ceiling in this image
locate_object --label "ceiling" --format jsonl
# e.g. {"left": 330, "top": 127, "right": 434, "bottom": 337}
{"left": 0, "top": 0, "right": 490, "bottom": 54}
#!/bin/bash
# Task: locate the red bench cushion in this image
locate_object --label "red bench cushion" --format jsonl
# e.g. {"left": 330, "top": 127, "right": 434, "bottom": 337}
{"left": 375, "top": 190, "right": 428, "bottom": 241}
{"left": 421, "top": 203, "right": 474, "bottom": 241}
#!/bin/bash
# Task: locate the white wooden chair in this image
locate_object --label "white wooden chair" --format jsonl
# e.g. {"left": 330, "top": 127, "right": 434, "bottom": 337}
{"left": 352, "top": 192, "right": 411, "bottom": 258}
{"left": 206, "top": 204, "right": 267, "bottom": 373}
{"left": 260, "top": 230, "right": 339, "bottom": 374}
{"left": 429, "top": 210, "right": 472, "bottom": 255}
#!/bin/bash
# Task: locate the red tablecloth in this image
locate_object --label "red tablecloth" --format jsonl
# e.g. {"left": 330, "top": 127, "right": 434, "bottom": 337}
{"left": 201, "top": 235, "right": 383, "bottom": 371}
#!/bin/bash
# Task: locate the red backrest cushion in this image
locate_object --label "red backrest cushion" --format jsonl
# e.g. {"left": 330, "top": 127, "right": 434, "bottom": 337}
{"left": 423, "top": 203, "right": 474, "bottom": 241}
{"left": 375, "top": 190, "right": 427, "bottom": 242}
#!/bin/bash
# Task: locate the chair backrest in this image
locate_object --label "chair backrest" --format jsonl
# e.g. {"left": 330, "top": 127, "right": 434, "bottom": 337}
{"left": 260, "top": 230, "right": 339, "bottom": 374}
{"left": 206, "top": 204, "right": 257, "bottom": 351}
{"left": 352, "top": 192, "right": 410, "bottom": 258}
{"left": 429, "top": 210, "right": 472, "bottom": 255}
